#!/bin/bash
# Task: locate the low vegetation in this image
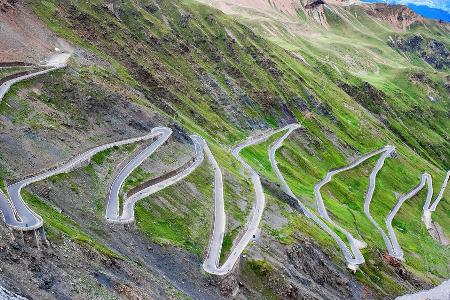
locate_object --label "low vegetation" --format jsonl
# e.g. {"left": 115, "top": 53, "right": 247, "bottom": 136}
{"left": 0, "top": 0, "right": 447, "bottom": 297}
{"left": 24, "top": 191, "right": 122, "bottom": 260}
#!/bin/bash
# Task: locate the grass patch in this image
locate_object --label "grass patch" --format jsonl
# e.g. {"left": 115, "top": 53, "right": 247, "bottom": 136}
{"left": 133, "top": 161, "right": 214, "bottom": 257}
{"left": 240, "top": 259, "right": 278, "bottom": 299}
{"left": 219, "top": 227, "right": 240, "bottom": 264}
{"left": 247, "top": 259, "right": 273, "bottom": 277}
{"left": 91, "top": 146, "right": 119, "bottom": 165}
{"left": 123, "top": 167, "right": 152, "bottom": 192}
{"left": 23, "top": 191, "right": 122, "bottom": 260}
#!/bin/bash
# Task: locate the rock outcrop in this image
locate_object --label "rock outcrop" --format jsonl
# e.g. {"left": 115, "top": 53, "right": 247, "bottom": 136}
{"left": 365, "top": 3, "right": 423, "bottom": 31}
{"left": 0, "top": 0, "right": 18, "bottom": 12}
{"left": 304, "top": 0, "right": 329, "bottom": 28}
{"left": 388, "top": 35, "right": 450, "bottom": 70}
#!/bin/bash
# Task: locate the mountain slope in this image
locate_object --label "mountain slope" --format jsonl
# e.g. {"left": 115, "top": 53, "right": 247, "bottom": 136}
{"left": 0, "top": 0, "right": 448, "bottom": 299}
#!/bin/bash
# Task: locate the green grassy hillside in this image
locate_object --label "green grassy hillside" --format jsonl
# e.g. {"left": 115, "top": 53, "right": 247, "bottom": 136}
{"left": 0, "top": 0, "right": 448, "bottom": 297}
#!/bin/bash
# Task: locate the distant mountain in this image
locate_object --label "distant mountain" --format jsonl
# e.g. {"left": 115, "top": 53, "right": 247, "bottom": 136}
{"left": 369, "top": 0, "right": 450, "bottom": 12}
{"left": 364, "top": 0, "right": 450, "bottom": 21}
{"left": 408, "top": 3, "right": 450, "bottom": 21}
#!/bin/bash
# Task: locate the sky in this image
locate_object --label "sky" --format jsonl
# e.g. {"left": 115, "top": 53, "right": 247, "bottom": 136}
{"left": 364, "top": 0, "right": 450, "bottom": 21}
{"left": 394, "top": 0, "right": 450, "bottom": 12}
{"left": 375, "top": 0, "right": 450, "bottom": 12}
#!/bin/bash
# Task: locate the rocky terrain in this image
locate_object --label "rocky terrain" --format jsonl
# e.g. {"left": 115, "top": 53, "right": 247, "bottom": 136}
{"left": 0, "top": 0, "right": 448, "bottom": 299}
{"left": 0, "top": 0, "right": 63, "bottom": 63}
{"left": 364, "top": 3, "right": 424, "bottom": 31}
{"left": 388, "top": 34, "right": 450, "bottom": 70}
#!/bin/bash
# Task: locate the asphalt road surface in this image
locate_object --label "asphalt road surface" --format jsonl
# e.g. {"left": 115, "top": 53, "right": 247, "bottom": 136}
{"left": 106, "top": 132, "right": 204, "bottom": 224}
{"left": 362, "top": 146, "right": 399, "bottom": 257}
{"left": 269, "top": 124, "right": 366, "bottom": 270}
{"left": 203, "top": 126, "right": 291, "bottom": 275}
{"left": 0, "top": 52, "right": 70, "bottom": 102}
{"left": 312, "top": 148, "right": 394, "bottom": 268}
{"left": 396, "top": 278, "right": 450, "bottom": 300}
{"left": 386, "top": 171, "right": 450, "bottom": 260}
{"left": 0, "top": 130, "right": 163, "bottom": 230}
{"left": 105, "top": 127, "right": 172, "bottom": 223}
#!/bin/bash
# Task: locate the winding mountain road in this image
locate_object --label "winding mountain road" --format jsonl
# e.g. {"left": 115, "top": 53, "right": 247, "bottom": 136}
{"left": 362, "top": 146, "right": 399, "bottom": 257}
{"left": 0, "top": 130, "right": 166, "bottom": 230}
{"left": 203, "top": 126, "right": 292, "bottom": 275}
{"left": 0, "top": 52, "right": 70, "bottom": 102}
{"left": 269, "top": 124, "right": 367, "bottom": 269}
{"left": 105, "top": 127, "right": 172, "bottom": 223}
{"left": 268, "top": 125, "right": 303, "bottom": 202}
{"left": 0, "top": 39, "right": 447, "bottom": 298}
{"left": 312, "top": 148, "right": 399, "bottom": 268}
{"left": 0, "top": 55, "right": 447, "bottom": 280}
{"left": 269, "top": 127, "right": 448, "bottom": 268}
{"left": 105, "top": 131, "right": 204, "bottom": 224}
{"left": 386, "top": 171, "right": 450, "bottom": 260}
{"left": 425, "top": 170, "right": 450, "bottom": 226}
{"left": 0, "top": 51, "right": 74, "bottom": 230}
